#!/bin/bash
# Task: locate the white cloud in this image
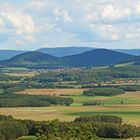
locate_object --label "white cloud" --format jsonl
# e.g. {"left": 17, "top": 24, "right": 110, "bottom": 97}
{"left": 2, "top": 12, "right": 36, "bottom": 35}
{"left": 15, "top": 40, "right": 23, "bottom": 45}
{"left": 15, "top": 35, "right": 35, "bottom": 46}
{"left": 135, "top": 2, "right": 140, "bottom": 14}
{"left": 0, "top": 18, "right": 4, "bottom": 26}
{"left": 0, "top": 0, "right": 140, "bottom": 49}
{"left": 90, "top": 22, "right": 140, "bottom": 42}
{"left": 25, "top": 35, "right": 36, "bottom": 42}
{"left": 40, "top": 22, "right": 56, "bottom": 33}
{"left": 27, "top": 0, "right": 46, "bottom": 10}
{"left": 125, "top": 33, "right": 137, "bottom": 40}
{"left": 124, "top": 26, "right": 140, "bottom": 40}
{"left": 90, "top": 24, "right": 119, "bottom": 40}
{"left": 102, "top": 5, "right": 132, "bottom": 20}
{"left": 85, "top": 14, "right": 98, "bottom": 21}
{"left": 53, "top": 8, "right": 73, "bottom": 22}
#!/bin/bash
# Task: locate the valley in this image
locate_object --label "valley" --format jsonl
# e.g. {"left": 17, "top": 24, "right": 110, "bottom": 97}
{"left": 1, "top": 0, "right": 140, "bottom": 139}
{"left": 0, "top": 48, "right": 140, "bottom": 140}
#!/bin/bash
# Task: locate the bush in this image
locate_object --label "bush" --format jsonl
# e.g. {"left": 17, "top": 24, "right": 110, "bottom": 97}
{"left": 35, "top": 120, "right": 100, "bottom": 140}
{"left": 0, "top": 121, "right": 28, "bottom": 140}
{"left": 0, "top": 114, "right": 13, "bottom": 121}
{"left": 95, "top": 123, "right": 135, "bottom": 138}
{"left": 119, "top": 85, "right": 140, "bottom": 92}
{"left": 74, "top": 116, "right": 122, "bottom": 124}
{"left": 0, "top": 115, "right": 139, "bottom": 140}
{"left": 83, "top": 88, "right": 125, "bottom": 96}
{"left": 83, "top": 101, "right": 103, "bottom": 106}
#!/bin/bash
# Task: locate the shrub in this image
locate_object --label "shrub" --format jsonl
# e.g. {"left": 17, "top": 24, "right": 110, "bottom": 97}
{"left": 119, "top": 85, "right": 140, "bottom": 92}
{"left": 83, "top": 101, "right": 103, "bottom": 106}
{"left": 74, "top": 116, "right": 123, "bottom": 124}
{"left": 83, "top": 88, "right": 125, "bottom": 96}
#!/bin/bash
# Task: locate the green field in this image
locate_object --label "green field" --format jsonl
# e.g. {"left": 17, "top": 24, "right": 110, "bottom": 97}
{"left": 70, "top": 91, "right": 140, "bottom": 105}
{"left": 0, "top": 67, "right": 28, "bottom": 71}
{"left": 0, "top": 91, "right": 140, "bottom": 125}
{"left": 0, "top": 89, "right": 3, "bottom": 94}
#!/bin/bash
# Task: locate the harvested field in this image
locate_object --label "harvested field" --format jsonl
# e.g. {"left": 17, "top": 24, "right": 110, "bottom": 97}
{"left": 17, "top": 88, "right": 85, "bottom": 96}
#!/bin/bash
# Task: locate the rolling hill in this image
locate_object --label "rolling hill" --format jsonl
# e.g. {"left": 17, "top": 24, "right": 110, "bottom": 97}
{"left": 115, "top": 49, "right": 140, "bottom": 56}
{"left": 123, "top": 55, "right": 140, "bottom": 65}
{"left": 0, "top": 49, "right": 134, "bottom": 68}
{"left": 62, "top": 49, "right": 134, "bottom": 67}
{"left": 0, "top": 47, "right": 139, "bottom": 61}
{"left": 0, "top": 51, "right": 60, "bottom": 68}
{"left": 0, "top": 47, "right": 93, "bottom": 61}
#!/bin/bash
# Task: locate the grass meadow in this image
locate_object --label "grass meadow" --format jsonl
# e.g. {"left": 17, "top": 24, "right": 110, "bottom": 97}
{"left": 17, "top": 88, "right": 85, "bottom": 96}
{"left": 0, "top": 89, "right": 140, "bottom": 125}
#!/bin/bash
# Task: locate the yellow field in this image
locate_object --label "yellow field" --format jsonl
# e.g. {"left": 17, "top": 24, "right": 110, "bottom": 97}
{"left": 0, "top": 105, "right": 140, "bottom": 125}
{"left": 119, "top": 91, "right": 140, "bottom": 98}
{"left": 1, "top": 90, "right": 140, "bottom": 126}
{"left": 17, "top": 88, "right": 85, "bottom": 95}
{"left": 5, "top": 73, "right": 36, "bottom": 77}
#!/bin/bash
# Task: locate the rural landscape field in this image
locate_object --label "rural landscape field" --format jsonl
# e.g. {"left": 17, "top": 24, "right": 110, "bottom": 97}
{"left": 0, "top": 89, "right": 140, "bottom": 125}
{"left": 0, "top": 0, "right": 140, "bottom": 140}
{"left": 0, "top": 65, "right": 140, "bottom": 140}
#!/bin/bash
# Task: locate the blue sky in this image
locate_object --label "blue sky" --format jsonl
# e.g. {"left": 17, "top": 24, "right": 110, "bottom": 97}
{"left": 0, "top": 0, "right": 140, "bottom": 50}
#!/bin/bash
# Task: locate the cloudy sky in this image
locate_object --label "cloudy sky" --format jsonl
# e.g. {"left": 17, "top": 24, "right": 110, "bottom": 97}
{"left": 0, "top": 0, "right": 140, "bottom": 50}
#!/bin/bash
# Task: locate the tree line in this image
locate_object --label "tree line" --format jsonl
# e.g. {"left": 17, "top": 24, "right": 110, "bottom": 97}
{"left": 0, "top": 94, "right": 73, "bottom": 107}
{"left": 83, "top": 87, "right": 125, "bottom": 96}
{"left": 29, "top": 66, "right": 140, "bottom": 84}
{"left": 0, "top": 66, "right": 140, "bottom": 90}
{"left": 0, "top": 115, "right": 140, "bottom": 140}
{"left": 118, "top": 85, "right": 140, "bottom": 92}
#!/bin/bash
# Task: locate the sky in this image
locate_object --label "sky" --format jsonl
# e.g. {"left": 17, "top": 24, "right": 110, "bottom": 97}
{"left": 0, "top": 0, "right": 140, "bottom": 50}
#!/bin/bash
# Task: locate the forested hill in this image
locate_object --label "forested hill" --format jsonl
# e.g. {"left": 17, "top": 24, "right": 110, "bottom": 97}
{"left": 7, "top": 51, "right": 57, "bottom": 63}
{"left": 0, "top": 49, "right": 134, "bottom": 68}
{"left": 0, "top": 51, "right": 60, "bottom": 67}
{"left": 0, "top": 47, "right": 140, "bottom": 61}
{"left": 62, "top": 49, "right": 134, "bottom": 67}
{"left": 124, "top": 55, "right": 140, "bottom": 65}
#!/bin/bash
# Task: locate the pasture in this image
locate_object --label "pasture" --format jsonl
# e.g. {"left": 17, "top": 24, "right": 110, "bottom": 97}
{"left": 5, "top": 72, "right": 36, "bottom": 77}
{"left": 0, "top": 90, "right": 140, "bottom": 125}
{"left": 17, "top": 88, "right": 85, "bottom": 96}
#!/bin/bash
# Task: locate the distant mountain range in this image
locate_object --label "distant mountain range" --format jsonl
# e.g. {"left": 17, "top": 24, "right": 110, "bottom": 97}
{"left": 0, "top": 50, "right": 26, "bottom": 61}
{"left": 38, "top": 47, "right": 94, "bottom": 57}
{"left": 62, "top": 49, "right": 134, "bottom": 67}
{"left": 0, "top": 49, "right": 135, "bottom": 68}
{"left": 115, "top": 49, "right": 140, "bottom": 56}
{"left": 38, "top": 47, "right": 140, "bottom": 57}
{"left": 0, "top": 47, "right": 140, "bottom": 61}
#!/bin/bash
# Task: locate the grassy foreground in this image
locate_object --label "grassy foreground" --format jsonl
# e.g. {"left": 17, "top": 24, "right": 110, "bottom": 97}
{"left": 0, "top": 90, "right": 140, "bottom": 125}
